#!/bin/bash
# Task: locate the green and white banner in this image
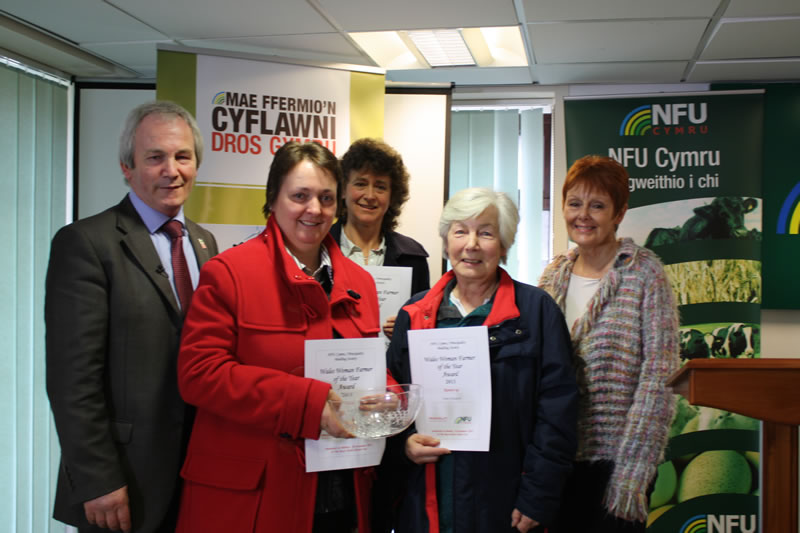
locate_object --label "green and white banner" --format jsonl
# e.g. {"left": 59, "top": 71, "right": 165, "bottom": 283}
{"left": 759, "top": 84, "right": 800, "bottom": 309}
{"left": 157, "top": 49, "right": 386, "bottom": 250}
{"left": 565, "top": 91, "right": 763, "bottom": 532}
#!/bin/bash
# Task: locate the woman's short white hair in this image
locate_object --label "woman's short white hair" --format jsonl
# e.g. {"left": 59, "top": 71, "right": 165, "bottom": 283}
{"left": 438, "top": 187, "right": 520, "bottom": 264}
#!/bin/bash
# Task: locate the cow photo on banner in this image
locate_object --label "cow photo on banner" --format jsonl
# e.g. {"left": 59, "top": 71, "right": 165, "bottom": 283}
{"left": 565, "top": 91, "right": 763, "bottom": 532}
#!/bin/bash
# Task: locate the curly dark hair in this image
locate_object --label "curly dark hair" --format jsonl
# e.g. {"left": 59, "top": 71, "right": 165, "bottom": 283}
{"left": 339, "top": 138, "right": 410, "bottom": 234}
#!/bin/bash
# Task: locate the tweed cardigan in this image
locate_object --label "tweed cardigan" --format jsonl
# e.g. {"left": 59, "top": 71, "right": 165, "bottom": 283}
{"left": 538, "top": 238, "right": 679, "bottom": 522}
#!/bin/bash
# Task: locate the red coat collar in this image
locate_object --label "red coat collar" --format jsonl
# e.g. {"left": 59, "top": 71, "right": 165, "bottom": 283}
{"left": 260, "top": 216, "right": 362, "bottom": 307}
{"left": 405, "top": 268, "right": 519, "bottom": 329}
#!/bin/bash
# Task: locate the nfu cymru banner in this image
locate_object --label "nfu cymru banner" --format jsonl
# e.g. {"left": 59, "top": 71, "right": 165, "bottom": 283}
{"left": 565, "top": 92, "right": 763, "bottom": 533}
{"left": 157, "top": 49, "right": 385, "bottom": 250}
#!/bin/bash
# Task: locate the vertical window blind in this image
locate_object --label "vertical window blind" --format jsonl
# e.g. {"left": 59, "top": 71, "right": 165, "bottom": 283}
{"left": 0, "top": 62, "right": 68, "bottom": 533}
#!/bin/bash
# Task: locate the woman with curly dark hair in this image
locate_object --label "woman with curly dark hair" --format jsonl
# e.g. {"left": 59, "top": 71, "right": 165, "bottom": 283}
{"left": 331, "top": 138, "right": 430, "bottom": 338}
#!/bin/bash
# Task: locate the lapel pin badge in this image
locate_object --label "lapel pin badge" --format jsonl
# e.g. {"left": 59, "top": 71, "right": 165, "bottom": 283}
{"left": 197, "top": 238, "right": 207, "bottom": 250}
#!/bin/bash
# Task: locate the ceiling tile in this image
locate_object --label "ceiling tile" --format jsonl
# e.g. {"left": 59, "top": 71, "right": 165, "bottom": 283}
{"left": 529, "top": 20, "right": 708, "bottom": 63}
{"left": 534, "top": 61, "right": 688, "bottom": 84}
{"left": 1, "top": 0, "right": 166, "bottom": 43}
{"left": 318, "top": 0, "right": 518, "bottom": 31}
{"left": 701, "top": 19, "right": 800, "bottom": 60}
{"left": 386, "top": 66, "right": 533, "bottom": 85}
{"left": 521, "top": 0, "right": 719, "bottom": 22}
{"left": 725, "top": 0, "right": 800, "bottom": 17}
{"left": 688, "top": 59, "right": 800, "bottom": 82}
{"left": 83, "top": 41, "right": 172, "bottom": 78}
{"left": 180, "top": 34, "right": 369, "bottom": 65}
{"left": 1, "top": 38, "right": 130, "bottom": 78}
{"left": 104, "top": 0, "right": 334, "bottom": 39}
{"left": 0, "top": 13, "right": 138, "bottom": 77}
{"left": 2, "top": 0, "right": 799, "bottom": 85}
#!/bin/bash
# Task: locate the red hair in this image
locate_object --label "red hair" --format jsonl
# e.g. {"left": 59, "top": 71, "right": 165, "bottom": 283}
{"left": 563, "top": 155, "right": 630, "bottom": 216}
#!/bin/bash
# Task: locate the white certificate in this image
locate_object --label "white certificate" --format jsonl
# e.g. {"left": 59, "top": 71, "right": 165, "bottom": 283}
{"left": 363, "top": 265, "right": 413, "bottom": 338}
{"left": 408, "top": 326, "right": 491, "bottom": 451}
{"left": 304, "top": 337, "right": 386, "bottom": 472}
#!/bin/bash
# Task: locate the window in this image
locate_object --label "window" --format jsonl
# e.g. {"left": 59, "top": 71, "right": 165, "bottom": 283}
{"left": 449, "top": 105, "right": 552, "bottom": 284}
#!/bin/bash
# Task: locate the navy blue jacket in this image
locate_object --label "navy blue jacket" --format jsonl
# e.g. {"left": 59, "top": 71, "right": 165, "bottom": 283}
{"left": 385, "top": 269, "right": 578, "bottom": 532}
{"left": 330, "top": 221, "right": 430, "bottom": 298}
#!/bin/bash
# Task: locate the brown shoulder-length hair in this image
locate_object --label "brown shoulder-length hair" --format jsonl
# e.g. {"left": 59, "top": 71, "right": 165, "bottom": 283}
{"left": 338, "top": 138, "right": 410, "bottom": 234}
{"left": 563, "top": 155, "right": 630, "bottom": 216}
{"left": 262, "top": 141, "right": 343, "bottom": 217}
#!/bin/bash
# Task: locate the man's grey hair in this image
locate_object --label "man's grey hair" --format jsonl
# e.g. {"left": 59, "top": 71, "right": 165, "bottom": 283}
{"left": 119, "top": 101, "right": 204, "bottom": 169}
{"left": 438, "top": 187, "right": 520, "bottom": 264}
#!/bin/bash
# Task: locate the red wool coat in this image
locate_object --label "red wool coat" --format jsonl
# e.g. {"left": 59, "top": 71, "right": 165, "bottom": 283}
{"left": 175, "top": 217, "right": 381, "bottom": 533}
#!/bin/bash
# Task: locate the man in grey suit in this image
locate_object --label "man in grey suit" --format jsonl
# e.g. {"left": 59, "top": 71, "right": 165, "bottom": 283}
{"left": 45, "top": 101, "right": 218, "bottom": 532}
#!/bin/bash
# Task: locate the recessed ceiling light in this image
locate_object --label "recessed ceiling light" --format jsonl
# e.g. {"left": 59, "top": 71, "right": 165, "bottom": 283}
{"left": 406, "top": 29, "right": 475, "bottom": 67}
{"left": 349, "top": 26, "right": 527, "bottom": 70}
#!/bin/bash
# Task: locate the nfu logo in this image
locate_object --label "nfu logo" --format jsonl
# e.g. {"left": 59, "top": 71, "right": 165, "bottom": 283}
{"left": 619, "top": 103, "right": 709, "bottom": 136}
{"left": 680, "top": 513, "right": 756, "bottom": 533}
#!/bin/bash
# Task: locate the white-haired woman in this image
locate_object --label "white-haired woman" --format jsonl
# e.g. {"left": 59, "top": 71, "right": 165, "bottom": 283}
{"left": 382, "top": 187, "right": 579, "bottom": 533}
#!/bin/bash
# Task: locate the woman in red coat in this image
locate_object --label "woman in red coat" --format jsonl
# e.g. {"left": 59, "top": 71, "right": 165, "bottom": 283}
{"left": 175, "top": 141, "right": 381, "bottom": 533}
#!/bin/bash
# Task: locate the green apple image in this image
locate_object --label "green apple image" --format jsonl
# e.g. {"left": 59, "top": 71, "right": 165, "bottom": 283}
{"left": 677, "top": 450, "right": 752, "bottom": 502}
{"left": 670, "top": 396, "right": 699, "bottom": 438}
{"left": 683, "top": 407, "right": 758, "bottom": 433}
{"left": 706, "top": 411, "right": 760, "bottom": 431}
{"left": 680, "top": 415, "right": 700, "bottom": 434}
{"left": 744, "top": 450, "right": 759, "bottom": 469}
{"left": 649, "top": 461, "right": 677, "bottom": 508}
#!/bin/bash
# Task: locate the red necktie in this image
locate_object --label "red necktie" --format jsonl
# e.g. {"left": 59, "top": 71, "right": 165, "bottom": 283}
{"left": 163, "top": 220, "right": 193, "bottom": 312}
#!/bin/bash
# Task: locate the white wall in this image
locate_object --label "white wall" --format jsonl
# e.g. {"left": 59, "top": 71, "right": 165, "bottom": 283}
{"left": 761, "top": 310, "right": 800, "bottom": 357}
{"left": 384, "top": 92, "right": 449, "bottom": 282}
{"left": 77, "top": 88, "right": 155, "bottom": 219}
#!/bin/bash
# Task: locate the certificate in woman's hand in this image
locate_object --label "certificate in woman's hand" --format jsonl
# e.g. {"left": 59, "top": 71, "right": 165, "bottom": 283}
{"left": 407, "top": 326, "right": 491, "bottom": 451}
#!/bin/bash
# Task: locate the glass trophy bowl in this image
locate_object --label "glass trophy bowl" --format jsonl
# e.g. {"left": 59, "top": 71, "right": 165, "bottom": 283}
{"left": 335, "top": 384, "right": 423, "bottom": 439}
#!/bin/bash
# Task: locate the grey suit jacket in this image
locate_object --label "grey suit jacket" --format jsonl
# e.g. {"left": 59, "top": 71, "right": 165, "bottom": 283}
{"left": 45, "top": 195, "right": 218, "bottom": 532}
